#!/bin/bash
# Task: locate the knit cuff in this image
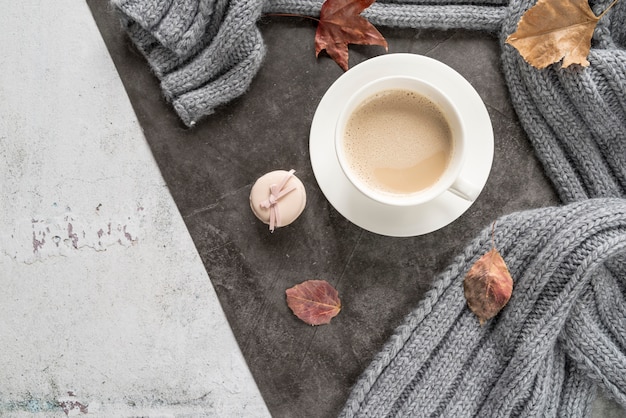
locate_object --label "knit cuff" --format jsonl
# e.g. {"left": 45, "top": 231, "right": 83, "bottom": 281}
{"left": 113, "top": 0, "right": 217, "bottom": 57}
{"left": 114, "top": 0, "right": 267, "bottom": 127}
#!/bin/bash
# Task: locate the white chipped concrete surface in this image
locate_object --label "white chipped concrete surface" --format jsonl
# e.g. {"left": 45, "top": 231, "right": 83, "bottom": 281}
{"left": 0, "top": 1, "right": 270, "bottom": 416}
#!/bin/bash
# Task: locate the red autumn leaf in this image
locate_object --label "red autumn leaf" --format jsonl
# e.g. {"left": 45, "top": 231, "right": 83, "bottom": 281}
{"left": 315, "top": 0, "right": 388, "bottom": 71}
{"left": 286, "top": 280, "right": 341, "bottom": 325}
{"left": 463, "top": 248, "right": 513, "bottom": 325}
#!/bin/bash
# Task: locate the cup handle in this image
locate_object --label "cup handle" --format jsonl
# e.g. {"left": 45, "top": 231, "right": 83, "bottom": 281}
{"left": 448, "top": 177, "right": 481, "bottom": 201}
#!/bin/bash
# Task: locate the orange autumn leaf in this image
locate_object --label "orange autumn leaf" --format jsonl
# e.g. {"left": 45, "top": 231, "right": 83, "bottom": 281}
{"left": 463, "top": 248, "right": 513, "bottom": 325}
{"left": 286, "top": 280, "right": 341, "bottom": 325}
{"left": 506, "top": 0, "right": 608, "bottom": 68}
{"left": 315, "top": 0, "right": 388, "bottom": 71}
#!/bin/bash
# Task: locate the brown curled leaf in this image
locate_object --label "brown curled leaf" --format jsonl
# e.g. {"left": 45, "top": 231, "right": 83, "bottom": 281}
{"left": 463, "top": 248, "right": 513, "bottom": 325}
{"left": 286, "top": 280, "right": 341, "bottom": 325}
{"left": 315, "top": 0, "right": 388, "bottom": 71}
{"left": 505, "top": 0, "right": 608, "bottom": 68}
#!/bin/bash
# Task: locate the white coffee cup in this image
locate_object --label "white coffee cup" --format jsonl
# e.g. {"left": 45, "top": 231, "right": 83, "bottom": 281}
{"left": 335, "top": 75, "right": 480, "bottom": 207}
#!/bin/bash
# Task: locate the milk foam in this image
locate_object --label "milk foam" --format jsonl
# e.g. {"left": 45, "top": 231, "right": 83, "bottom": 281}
{"left": 343, "top": 89, "right": 453, "bottom": 195}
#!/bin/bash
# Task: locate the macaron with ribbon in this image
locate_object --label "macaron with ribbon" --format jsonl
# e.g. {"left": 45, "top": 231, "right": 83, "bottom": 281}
{"left": 250, "top": 169, "right": 306, "bottom": 232}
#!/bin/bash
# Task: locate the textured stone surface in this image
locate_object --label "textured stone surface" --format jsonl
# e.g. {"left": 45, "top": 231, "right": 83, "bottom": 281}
{"left": 88, "top": 4, "right": 624, "bottom": 418}
{"left": 0, "top": 1, "right": 269, "bottom": 416}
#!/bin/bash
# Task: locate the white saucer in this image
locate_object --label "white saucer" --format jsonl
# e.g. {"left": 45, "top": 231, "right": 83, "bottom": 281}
{"left": 309, "top": 53, "right": 494, "bottom": 237}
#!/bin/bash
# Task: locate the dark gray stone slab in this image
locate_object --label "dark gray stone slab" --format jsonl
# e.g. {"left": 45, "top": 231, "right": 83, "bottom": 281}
{"left": 87, "top": 3, "right": 622, "bottom": 418}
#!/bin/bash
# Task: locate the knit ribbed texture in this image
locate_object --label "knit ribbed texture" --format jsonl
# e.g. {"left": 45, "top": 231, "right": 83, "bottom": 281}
{"left": 112, "top": 1, "right": 626, "bottom": 416}
{"left": 500, "top": 0, "right": 626, "bottom": 202}
{"left": 262, "top": 1, "right": 508, "bottom": 32}
{"left": 113, "top": 0, "right": 266, "bottom": 127}
{"left": 340, "top": 198, "right": 626, "bottom": 417}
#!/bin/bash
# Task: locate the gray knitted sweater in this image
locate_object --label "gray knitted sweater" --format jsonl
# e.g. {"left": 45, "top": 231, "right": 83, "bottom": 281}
{"left": 113, "top": 0, "right": 626, "bottom": 416}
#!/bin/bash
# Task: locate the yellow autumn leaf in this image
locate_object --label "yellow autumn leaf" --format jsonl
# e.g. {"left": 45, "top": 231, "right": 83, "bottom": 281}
{"left": 506, "top": 0, "right": 608, "bottom": 69}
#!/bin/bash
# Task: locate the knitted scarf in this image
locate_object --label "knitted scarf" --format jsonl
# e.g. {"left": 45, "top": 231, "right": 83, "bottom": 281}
{"left": 112, "top": 0, "right": 626, "bottom": 416}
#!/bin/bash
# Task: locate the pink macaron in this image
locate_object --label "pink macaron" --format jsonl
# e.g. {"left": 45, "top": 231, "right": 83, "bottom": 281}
{"left": 250, "top": 169, "right": 306, "bottom": 232}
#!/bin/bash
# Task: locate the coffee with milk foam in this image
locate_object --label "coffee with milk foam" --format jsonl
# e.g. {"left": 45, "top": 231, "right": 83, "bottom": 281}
{"left": 342, "top": 89, "right": 453, "bottom": 196}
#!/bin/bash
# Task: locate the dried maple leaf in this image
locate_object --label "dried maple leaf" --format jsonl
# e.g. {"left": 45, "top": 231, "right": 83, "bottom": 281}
{"left": 315, "top": 0, "right": 388, "bottom": 71}
{"left": 506, "top": 0, "right": 618, "bottom": 69}
{"left": 286, "top": 280, "right": 341, "bottom": 325}
{"left": 463, "top": 247, "right": 513, "bottom": 326}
